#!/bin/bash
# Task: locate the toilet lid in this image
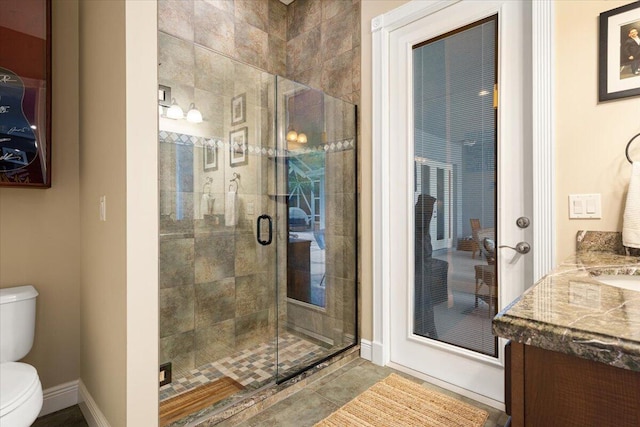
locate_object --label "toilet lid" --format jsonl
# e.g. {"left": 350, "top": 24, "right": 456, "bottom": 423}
{"left": 0, "top": 362, "right": 40, "bottom": 417}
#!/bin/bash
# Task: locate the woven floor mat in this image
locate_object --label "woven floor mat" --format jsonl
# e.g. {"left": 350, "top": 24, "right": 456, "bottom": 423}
{"left": 315, "top": 373, "right": 489, "bottom": 427}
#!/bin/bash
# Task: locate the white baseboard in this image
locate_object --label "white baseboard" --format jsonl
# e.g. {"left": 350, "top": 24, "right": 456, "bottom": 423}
{"left": 39, "top": 380, "right": 79, "bottom": 417}
{"left": 78, "top": 380, "right": 111, "bottom": 427}
{"left": 359, "top": 339, "right": 372, "bottom": 361}
{"left": 387, "top": 361, "right": 505, "bottom": 411}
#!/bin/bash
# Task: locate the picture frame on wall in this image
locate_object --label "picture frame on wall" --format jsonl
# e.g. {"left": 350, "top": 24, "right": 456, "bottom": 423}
{"left": 0, "top": 0, "right": 52, "bottom": 187}
{"left": 231, "top": 93, "right": 246, "bottom": 125}
{"left": 203, "top": 139, "right": 217, "bottom": 171}
{"left": 599, "top": 1, "right": 640, "bottom": 102}
{"left": 229, "top": 127, "right": 248, "bottom": 166}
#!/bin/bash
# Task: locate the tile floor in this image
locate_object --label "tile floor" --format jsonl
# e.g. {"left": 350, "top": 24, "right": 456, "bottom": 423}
{"left": 32, "top": 358, "right": 508, "bottom": 427}
{"left": 31, "top": 405, "right": 88, "bottom": 427}
{"left": 219, "top": 358, "right": 509, "bottom": 427}
{"left": 159, "top": 332, "right": 326, "bottom": 401}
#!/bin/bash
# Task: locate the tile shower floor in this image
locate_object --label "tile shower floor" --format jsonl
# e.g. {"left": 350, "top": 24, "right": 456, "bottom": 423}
{"left": 160, "top": 332, "right": 327, "bottom": 402}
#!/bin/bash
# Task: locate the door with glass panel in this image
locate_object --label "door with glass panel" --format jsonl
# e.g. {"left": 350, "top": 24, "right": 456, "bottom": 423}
{"left": 387, "top": 1, "right": 532, "bottom": 404}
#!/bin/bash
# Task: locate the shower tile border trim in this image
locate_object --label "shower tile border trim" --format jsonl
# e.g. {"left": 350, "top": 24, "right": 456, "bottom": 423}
{"left": 158, "top": 130, "right": 355, "bottom": 155}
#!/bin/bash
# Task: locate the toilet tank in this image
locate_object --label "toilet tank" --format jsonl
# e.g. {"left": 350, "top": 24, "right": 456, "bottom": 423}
{"left": 0, "top": 286, "right": 38, "bottom": 362}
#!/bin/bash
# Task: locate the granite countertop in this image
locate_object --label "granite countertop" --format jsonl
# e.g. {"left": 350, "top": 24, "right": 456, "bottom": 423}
{"left": 492, "top": 250, "right": 640, "bottom": 371}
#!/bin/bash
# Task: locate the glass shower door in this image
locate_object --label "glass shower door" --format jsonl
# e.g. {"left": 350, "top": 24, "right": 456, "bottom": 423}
{"left": 158, "top": 49, "right": 280, "bottom": 424}
{"left": 275, "top": 77, "right": 358, "bottom": 382}
{"left": 157, "top": 44, "right": 358, "bottom": 424}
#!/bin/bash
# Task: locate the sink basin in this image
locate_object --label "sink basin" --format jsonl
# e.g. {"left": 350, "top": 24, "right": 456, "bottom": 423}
{"left": 594, "top": 275, "right": 640, "bottom": 291}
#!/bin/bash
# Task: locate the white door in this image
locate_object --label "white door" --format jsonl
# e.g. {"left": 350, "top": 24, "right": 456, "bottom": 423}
{"left": 387, "top": 1, "right": 533, "bottom": 406}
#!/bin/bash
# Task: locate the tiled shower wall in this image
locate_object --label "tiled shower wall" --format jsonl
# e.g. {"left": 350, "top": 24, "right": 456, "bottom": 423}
{"left": 158, "top": 0, "right": 361, "bottom": 377}
{"left": 286, "top": 0, "right": 361, "bottom": 104}
{"left": 159, "top": 0, "right": 361, "bottom": 104}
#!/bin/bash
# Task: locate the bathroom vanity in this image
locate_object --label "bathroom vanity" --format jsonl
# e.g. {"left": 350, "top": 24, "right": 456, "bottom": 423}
{"left": 493, "top": 249, "right": 640, "bottom": 426}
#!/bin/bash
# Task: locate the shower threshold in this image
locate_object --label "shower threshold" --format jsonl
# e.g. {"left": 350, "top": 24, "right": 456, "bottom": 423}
{"left": 161, "top": 340, "right": 359, "bottom": 427}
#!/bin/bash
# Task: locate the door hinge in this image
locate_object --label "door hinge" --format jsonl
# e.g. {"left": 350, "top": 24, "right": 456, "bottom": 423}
{"left": 493, "top": 84, "right": 498, "bottom": 109}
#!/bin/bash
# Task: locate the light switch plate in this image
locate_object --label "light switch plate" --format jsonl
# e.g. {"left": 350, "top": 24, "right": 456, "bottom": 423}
{"left": 99, "top": 196, "right": 107, "bottom": 221}
{"left": 569, "top": 194, "right": 601, "bottom": 219}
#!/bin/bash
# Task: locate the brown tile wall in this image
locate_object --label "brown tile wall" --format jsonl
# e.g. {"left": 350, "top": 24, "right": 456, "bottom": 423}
{"left": 159, "top": 0, "right": 360, "bottom": 103}
{"left": 287, "top": 0, "right": 361, "bottom": 105}
{"left": 159, "top": 0, "right": 288, "bottom": 76}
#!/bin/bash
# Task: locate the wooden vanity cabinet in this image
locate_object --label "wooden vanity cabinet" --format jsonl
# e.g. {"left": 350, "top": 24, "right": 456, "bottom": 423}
{"left": 287, "top": 239, "right": 311, "bottom": 303}
{"left": 505, "top": 341, "right": 640, "bottom": 426}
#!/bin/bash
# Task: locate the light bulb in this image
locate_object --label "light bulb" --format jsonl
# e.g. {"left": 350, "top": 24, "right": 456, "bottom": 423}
{"left": 297, "top": 132, "right": 307, "bottom": 143}
{"left": 186, "top": 103, "right": 203, "bottom": 123}
{"left": 166, "top": 98, "right": 184, "bottom": 119}
{"left": 286, "top": 129, "right": 298, "bottom": 142}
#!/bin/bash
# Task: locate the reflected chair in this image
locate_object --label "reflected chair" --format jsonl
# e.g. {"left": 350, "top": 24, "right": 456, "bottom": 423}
{"left": 469, "top": 218, "right": 482, "bottom": 258}
{"left": 473, "top": 228, "right": 497, "bottom": 316}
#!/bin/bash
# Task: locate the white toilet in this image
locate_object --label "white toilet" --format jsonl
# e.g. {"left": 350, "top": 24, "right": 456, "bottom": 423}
{"left": 0, "top": 286, "right": 43, "bottom": 427}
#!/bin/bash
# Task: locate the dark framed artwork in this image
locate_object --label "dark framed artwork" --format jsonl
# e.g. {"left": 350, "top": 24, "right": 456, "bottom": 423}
{"left": 229, "top": 127, "right": 248, "bottom": 166}
{"left": 231, "top": 93, "right": 246, "bottom": 125}
{"left": 203, "top": 139, "right": 217, "bottom": 171}
{"left": 599, "top": 1, "right": 640, "bottom": 102}
{"left": 0, "top": 0, "right": 52, "bottom": 187}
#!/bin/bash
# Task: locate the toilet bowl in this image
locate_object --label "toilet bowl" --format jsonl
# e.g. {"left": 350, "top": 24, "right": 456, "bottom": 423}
{"left": 0, "top": 362, "right": 43, "bottom": 427}
{"left": 0, "top": 286, "right": 43, "bottom": 427}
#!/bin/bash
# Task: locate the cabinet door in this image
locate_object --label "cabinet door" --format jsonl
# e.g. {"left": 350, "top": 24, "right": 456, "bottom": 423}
{"left": 508, "top": 342, "right": 525, "bottom": 426}
{"left": 524, "top": 345, "right": 640, "bottom": 426}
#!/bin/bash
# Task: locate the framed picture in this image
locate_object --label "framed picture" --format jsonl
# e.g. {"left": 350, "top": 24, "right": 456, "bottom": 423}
{"left": 231, "top": 93, "right": 246, "bottom": 125}
{"left": 599, "top": 2, "right": 640, "bottom": 102}
{"left": 229, "top": 127, "right": 248, "bottom": 166}
{"left": 203, "top": 140, "right": 217, "bottom": 171}
{"left": 0, "top": 0, "right": 52, "bottom": 187}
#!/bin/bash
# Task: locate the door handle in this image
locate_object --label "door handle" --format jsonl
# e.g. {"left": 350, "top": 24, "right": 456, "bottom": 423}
{"left": 499, "top": 242, "right": 530, "bottom": 255}
{"left": 257, "top": 214, "right": 273, "bottom": 246}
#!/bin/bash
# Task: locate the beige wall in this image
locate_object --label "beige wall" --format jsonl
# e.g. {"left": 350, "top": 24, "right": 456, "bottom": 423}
{"left": 359, "top": 0, "right": 409, "bottom": 341}
{"left": 555, "top": 1, "right": 640, "bottom": 262}
{"left": 0, "top": 0, "right": 81, "bottom": 390}
{"left": 79, "top": 1, "right": 127, "bottom": 425}
{"left": 79, "top": 1, "right": 159, "bottom": 424}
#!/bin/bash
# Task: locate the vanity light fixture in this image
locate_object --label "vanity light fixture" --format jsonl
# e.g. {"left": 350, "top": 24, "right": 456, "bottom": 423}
{"left": 186, "top": 103, "right": 203, "bottom": 123}
{"left": 166, "top": 98, "right": 184, "bottom": 120}
{"left": 286, "top": 127, "right": 307, "bottom": 144}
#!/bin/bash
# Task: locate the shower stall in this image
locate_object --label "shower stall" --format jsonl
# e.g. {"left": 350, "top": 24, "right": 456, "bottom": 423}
{"left": 158, "top": 47, "right": 357, "bottom": 425}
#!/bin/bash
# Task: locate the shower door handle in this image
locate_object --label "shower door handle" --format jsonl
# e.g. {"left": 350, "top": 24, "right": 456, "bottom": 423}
{"left": 257, "top": 214, "right": 273, "bottom": 246}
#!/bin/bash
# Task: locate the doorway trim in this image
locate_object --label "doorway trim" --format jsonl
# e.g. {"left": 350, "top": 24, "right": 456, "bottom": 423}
{"left": 370, "top": 0, "right": 554, "bottom": 366}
